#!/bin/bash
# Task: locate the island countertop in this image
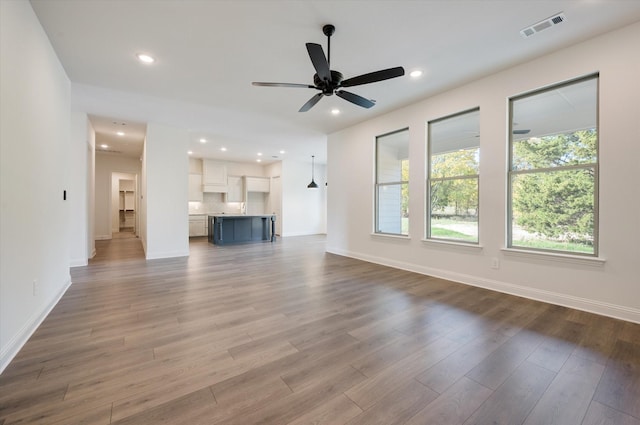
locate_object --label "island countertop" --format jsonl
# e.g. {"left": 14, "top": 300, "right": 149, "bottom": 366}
{"left": 207, "top": 214, "right": 274, "bottom": 218}
{"left": 208, "top": 214, "right": 276, "bottom": 245}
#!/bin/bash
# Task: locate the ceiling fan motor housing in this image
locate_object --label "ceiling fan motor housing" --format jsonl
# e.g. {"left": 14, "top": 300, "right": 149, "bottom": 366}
{"left": 314, "top": 70, "right": 343, "bottom": 95}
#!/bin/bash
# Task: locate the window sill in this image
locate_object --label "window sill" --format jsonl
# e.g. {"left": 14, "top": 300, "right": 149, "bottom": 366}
{"left": 501, "top": 248, "right": 606, "bottom": 267}
{"left": 371, "top": 233, "right": 411, "bottom": 241}
{"left": 421, "top": 238, "right": 483, "bottom": 251}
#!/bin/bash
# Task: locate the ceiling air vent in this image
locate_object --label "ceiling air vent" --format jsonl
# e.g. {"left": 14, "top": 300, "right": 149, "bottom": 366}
{"left": 520, "top": 12, "right": 566, "bottom": 38}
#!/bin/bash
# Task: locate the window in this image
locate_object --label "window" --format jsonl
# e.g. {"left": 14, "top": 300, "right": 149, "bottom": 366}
{"left": 375, "top": 128, "right": 409, "bottom": 235}
{"left": 427, "top": 109, "right": 480, "bottom": 243}
{"left": 509, "top": 75, "right": 598, "bottom": 255}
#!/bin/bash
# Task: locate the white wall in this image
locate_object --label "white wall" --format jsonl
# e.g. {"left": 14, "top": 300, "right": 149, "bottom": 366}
{"left": 145, "top": 123, "right": 189, "bottom": 259}
{"left": 265, "top": 162, "right": 282, "bottom": 234}
{"left": 69, "top": 112, "right": 90, "bottom": 266}
{"left": 87, "top": 120, "right": 96, "bottom": 259}
{"left": 281, "top": 159, "right": 327, "bottom": 236}
{"left": 139, "top": 138, "right": 148, "bottom": 252}
{"left": 327, "top": 22, "right": 640, "bottom": 323}
{"left": 0, "top": 0, "right": 72, "bottom": 371}
{"left": 94, "top": 154, "right": 141, "bottom": 239}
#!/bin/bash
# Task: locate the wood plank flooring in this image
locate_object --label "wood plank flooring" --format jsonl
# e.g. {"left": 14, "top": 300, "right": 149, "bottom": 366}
{"left": 1, "top": 234, "right": 639, "bottom": 425}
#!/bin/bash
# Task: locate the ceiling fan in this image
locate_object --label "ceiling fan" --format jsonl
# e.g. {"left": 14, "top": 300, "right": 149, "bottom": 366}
{"left": 252, "top": 24, "right": 405, "bottom": 112}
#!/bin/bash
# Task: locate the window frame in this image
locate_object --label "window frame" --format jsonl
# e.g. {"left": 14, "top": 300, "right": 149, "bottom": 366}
{"left": 426, "top": 108, "right": 480, "bottom": 244}
{"left": 374, "top": 127, "right": 410, "bottom": 236}
{"left": 507, "top": 74, "right": 599, "bottom": 256}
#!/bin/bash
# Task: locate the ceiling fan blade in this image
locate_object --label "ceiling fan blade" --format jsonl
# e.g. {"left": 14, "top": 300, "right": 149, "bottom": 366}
{"left": 299, "top": 93, "right": 324, "bottom": 112}
{"left": 336, "top": 90, "right": 375, "bottom": 109}
{"left": 341, "top": 66, "right": 405, "bottom": 87}
{"left": 306, "top": 43, "right": 331, "bottom": 82}
{"left": 252, "top": 82, "right": 316, "bottom": 89}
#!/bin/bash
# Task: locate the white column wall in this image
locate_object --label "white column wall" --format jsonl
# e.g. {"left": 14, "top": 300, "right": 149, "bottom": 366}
{"left": 144, "top": 123, "right": 189, "bottom": 259}
{"left": 327, "top": 22, "right": 640, "bottom": 323}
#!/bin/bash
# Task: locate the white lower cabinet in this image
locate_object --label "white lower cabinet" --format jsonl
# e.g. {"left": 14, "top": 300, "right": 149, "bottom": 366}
{"left": 189, "top": 215, "right": 207, "bottom": 237}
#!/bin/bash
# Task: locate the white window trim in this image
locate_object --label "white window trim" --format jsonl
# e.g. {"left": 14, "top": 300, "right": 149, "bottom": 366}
{"left": 371, "top": 232, "right": 411, "bottom": 240}
{"left": 501, "top": 247, "right": 605, "bottom": 267}
{"left": 421, "top": 238, "right": 483, "bottom": 251}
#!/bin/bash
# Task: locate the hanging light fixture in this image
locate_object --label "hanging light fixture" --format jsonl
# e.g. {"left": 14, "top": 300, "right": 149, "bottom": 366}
{"left": 307, "top": 155, "right": 318, "bottom": 189}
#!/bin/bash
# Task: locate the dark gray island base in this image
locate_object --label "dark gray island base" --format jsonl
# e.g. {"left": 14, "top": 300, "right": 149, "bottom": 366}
{"left": 208, "top": 215, "right": 276, "bottom": 245}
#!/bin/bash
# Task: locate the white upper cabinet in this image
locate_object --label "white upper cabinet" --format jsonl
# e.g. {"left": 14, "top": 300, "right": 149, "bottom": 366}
{"left": 245, "top": 176, "right": 270, "bottom": 193}
{"left": 225, "top": 176, "right": 245, "bottom": 202}
{"left": 202, "top": 160, "right": 228, "bottom": 192}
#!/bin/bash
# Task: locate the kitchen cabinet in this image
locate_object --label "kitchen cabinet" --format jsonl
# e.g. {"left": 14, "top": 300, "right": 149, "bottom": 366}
{"left": 208, "top": 215, "right": 276, "bottom": 245}
{"left": 245, "top": 176, "right": 270, "bottom": 193}
{"left": 188, "top": 174, "right": 203, "bottom": 201}
{"left": 189, "top": 215, "right": 207, "bottom": 237}
{"left": 225, "top": 176, "right": 245, "bottom": 203}
{"left": 202, "top": 160, "right": 227, "bottom": 192}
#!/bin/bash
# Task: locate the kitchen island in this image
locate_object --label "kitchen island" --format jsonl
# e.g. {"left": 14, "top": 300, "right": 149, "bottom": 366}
{"left": 208, "top": 214, "right": 276, "bottom": 245}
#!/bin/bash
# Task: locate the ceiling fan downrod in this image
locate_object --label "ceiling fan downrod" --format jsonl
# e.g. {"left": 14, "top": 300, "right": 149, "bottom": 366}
{"left": 323, "top": 24, "right": 335, "bottom": 70}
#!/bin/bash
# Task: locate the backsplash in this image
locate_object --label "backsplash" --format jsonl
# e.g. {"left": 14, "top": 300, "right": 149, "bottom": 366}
{"left": 188, "top": 193, "right": 242, "bottom": 214}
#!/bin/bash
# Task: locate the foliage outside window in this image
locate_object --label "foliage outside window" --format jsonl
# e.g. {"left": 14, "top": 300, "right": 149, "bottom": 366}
{"left": 509, "top": 75, "right": 598, "bottom": 255}
{"left": 375, "top": 128, "right": 409, "bottom": 235}
{"left": 427, "top": 109, "right": 480, "bottom": 243}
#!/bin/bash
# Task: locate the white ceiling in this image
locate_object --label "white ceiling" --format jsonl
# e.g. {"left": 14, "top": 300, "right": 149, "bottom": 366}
{"left": 30, "top": 1, "right": 640, "bottom": 164}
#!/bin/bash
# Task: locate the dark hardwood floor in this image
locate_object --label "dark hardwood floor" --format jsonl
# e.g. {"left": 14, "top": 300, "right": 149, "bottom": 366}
{"left": 1, "top": 234, "right": 639, "bottom": 425}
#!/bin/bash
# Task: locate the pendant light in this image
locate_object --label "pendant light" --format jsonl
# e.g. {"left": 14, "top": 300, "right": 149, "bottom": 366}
{"left": 307, "top": 155, "right": 318, "bottom": 189}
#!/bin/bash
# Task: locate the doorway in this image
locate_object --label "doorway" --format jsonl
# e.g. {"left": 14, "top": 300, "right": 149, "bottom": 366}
{"left": 118, "top": 179, "right": 135, "bottom": 233}
{"left": 110, "top": 172, "right": 137, "bottom": 238}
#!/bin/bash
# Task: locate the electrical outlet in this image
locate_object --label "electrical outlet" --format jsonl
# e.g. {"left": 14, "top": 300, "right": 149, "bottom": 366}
{"left": 33, "top": 279, "right": 38, "bottom": 296}
{"left": 491, "top": 258, "right": 500, "bottom": 269}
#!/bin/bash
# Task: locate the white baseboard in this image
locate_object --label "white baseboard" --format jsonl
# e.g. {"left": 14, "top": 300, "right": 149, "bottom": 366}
{"left": 327, "top": 246, "right": 640, "bottom": 324}
{"left": 0, "top": 277, "right": 72, "bottom": 374}
{"left": 69, "top": 257, "right": 88, "bottom": 267}
{"left": 282, "top": 232, "right": 327, "bottom": 237}
{"left": 145, "top": 249, "right": 189, "bottom": 260}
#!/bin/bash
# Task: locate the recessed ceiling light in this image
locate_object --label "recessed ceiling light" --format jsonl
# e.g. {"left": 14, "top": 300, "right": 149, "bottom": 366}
{"left": 136, "top": 53, "right": 155, "bottom": 64}
{"left": 199, "top": 138, "right": 207, "bottom": 143}
{"left": 331, "top": 109, "right": 340, "bottom": 115}
{"left": 257, "top": 152, "right": 263, "bottom": 156}
{"left": 220, "top": 147, "right": 227, "bottom": 152}
{"left": 101, "top": 144, "right": 108, "bottom": 149}
{"left": 256, "top": 159, "right": 262, "bottom": 163}
{"left": 187, "top": 150, "right": 193, "bottom": 155}
{"left": 116, "top": 131, "right": 125, "bottom": 136}
{"left": 410, "top": 70, "right": 423, "bottom": 78}
{"left": 280, "top": 150, "right": 285, "bottom": 154}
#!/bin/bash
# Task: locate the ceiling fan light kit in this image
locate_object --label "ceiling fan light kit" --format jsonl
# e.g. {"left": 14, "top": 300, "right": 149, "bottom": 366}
{"left": 253, "top": 24, "right": 405, "bottom": 112}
